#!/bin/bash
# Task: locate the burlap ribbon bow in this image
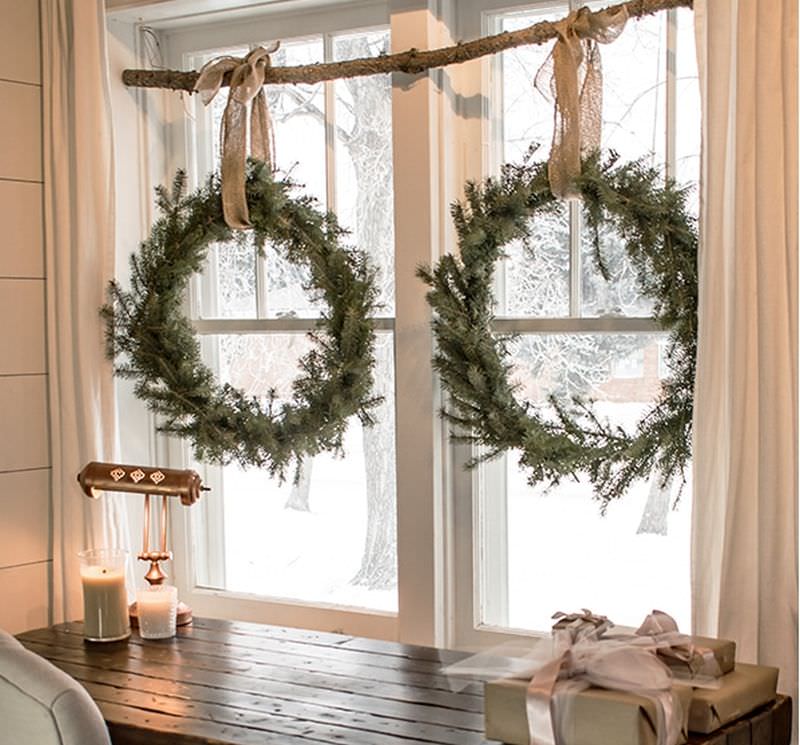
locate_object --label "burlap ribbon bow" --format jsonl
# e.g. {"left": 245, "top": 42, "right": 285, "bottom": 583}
{"left": 194, "top": 43, "right": 280, "bottom": 229}
{"left": 535, "top": 5, "right": 628, "bottom": 199}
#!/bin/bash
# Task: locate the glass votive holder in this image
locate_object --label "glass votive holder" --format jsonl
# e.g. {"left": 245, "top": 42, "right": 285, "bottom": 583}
{"left": 137, "top": 585, "right": 179, "bottom": 639}
{"left": 78, "top": 548, "right": 131, "bottom": 642}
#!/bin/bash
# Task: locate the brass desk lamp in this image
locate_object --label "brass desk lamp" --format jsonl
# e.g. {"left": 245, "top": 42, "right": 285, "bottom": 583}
{"left": 77, "top": 461, "right": 208, "bottom": 626}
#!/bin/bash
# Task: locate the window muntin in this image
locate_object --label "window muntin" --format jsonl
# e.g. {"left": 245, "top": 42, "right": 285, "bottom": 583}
{"left": 184, "top": 26, "right": 398, "bottom": 614}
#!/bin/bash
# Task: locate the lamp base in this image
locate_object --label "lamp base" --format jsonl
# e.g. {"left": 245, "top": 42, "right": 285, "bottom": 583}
{"left": 129, "top": 600, "right": 193, "bottom": 627}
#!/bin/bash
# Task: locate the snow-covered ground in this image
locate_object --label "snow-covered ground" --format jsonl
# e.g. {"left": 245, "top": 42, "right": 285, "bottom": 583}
{"left": 219, "top": 420, "right": 398, "bottom": 612}
{"left": 215, "top": 405, "right": 691, "bottom": 631}
{"left": 505, "top": 464, "right": 691, "bottom": 632}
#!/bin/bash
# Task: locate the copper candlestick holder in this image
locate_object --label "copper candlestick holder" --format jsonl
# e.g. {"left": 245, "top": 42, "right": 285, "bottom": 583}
{"left": 77, "top": 461, "right": 208, "bottom": 626}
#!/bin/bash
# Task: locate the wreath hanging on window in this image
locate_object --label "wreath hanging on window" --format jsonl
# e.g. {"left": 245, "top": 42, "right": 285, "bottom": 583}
{"left": 103, "top": 161, "right": 380, "bottom": 476}
{"left": 418, "top": 152, "right": 698, "bottom": 509}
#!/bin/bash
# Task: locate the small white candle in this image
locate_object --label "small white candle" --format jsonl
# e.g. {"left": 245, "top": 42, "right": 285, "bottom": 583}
{"left": 137, "top": 585, "right": 178, "bottom": 639}
{"left": 80, "top": 564, "right": 130, "bottom": 642}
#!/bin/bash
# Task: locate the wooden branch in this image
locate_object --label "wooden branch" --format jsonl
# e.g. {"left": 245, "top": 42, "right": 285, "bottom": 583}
{"left": 122, "top": 0, "right": 692, "bottom": 92}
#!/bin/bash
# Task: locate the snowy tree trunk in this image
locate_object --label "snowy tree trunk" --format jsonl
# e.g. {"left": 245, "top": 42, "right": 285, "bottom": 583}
{"left": 274, "top": 35, "right": 397, "bottom": 589}
{"left": 340, "top": 45, "right": 397, "bottom": 590}
{"left": 285, "top": 459, "right": 312, "bottom": 511}
{"left": 636, "top": 473, "right": 674, "bottom": 535}
{"left": 351, "top": 337, "right": 397, "bottom": 589}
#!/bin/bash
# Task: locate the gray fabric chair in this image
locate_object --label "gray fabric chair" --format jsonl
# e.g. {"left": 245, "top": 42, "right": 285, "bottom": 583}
{"left": 0, "top": 628, "right": 110, "bottom": 745}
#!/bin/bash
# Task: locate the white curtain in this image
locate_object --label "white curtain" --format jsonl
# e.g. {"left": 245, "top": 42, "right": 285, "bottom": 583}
{"left": 42, "top": 0, "right": 131, "bottom": 624}
{"left": 692, "top": 0, "right": 798, "bottom": 721}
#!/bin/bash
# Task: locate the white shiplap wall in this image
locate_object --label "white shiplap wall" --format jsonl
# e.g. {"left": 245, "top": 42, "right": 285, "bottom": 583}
{"left": 0, "top": 0, "right": 51, "bottom": 634}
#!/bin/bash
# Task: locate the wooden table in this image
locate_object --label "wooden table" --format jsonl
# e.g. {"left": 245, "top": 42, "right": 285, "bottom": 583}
{"left": 16, "top": 620, "right": 790, "bottom": 745}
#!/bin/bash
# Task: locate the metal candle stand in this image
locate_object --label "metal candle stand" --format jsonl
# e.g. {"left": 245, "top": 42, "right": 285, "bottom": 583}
{"left": 77, "top": 461, "right": 208, "bottom": 626}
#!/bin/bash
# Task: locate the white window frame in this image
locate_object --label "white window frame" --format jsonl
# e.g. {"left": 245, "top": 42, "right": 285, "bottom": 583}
{"left": 449, "top": 0, "right": 682, "bottom": 648}
{"left": 112, "top": 0, "right": 462, "bottom": 646}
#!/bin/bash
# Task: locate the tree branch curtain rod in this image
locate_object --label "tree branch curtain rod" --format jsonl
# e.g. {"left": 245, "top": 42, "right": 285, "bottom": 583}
{"left": 122, "top": 0, "right": 691, "bottom": 92}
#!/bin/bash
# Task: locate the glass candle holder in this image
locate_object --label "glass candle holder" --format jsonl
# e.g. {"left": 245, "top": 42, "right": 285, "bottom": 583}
{"left": 78, "top": 548, "right": 131, "bottom": 642}
{"left": 136, "top": 585, "right": 178, "bottom": 639}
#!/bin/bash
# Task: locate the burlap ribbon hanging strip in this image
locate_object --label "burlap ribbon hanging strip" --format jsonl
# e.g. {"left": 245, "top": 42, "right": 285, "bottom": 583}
{"left": 194, "top": 44, "right": 280, "bottom": 229}
{"left": 535, "top": 6, "right": 628, "bottom": 199}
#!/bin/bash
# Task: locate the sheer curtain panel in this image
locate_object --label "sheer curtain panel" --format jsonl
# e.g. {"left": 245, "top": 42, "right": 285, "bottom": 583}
{"left": 692, "top": 0, "right": 798, "bottom": 723}
{"left": 42, "top": 0, "right": 130, "bottom": 624}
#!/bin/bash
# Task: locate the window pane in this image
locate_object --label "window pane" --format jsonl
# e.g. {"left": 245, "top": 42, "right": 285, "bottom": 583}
{"left": 493, "top": 7, "right": 570, "bottom": 317}
{"left": 267, "top": 39, "right": 327, "bottom": 206}
{"left": 601, "top": 13, "right": 667, "bottom": 163}
{"left": 333, "top": 29, "right": 395, "bottom": 316}
{"left": 261, "top": 39, "right": 327, "bottom": 319}
{"left": 192, "top": 46, "right": 258, "bottom": 320}
{"left": 478, "top": 332, "right": 691, "bottom": 631}
{"left": 497, "top": 4, "right": 569, "bottom": 165}
{"left": 202, "top": 240, "right": 258, "bottom": 319}
{"left": 580, "top": 215, "right": 655, "bottom": 317}
{"left": 194, "top": 332, "right": 398, "bottom": 612}
{"left": 498, "top": 205, "right": 570, "bottom": 317}
{"left": 675, "top": 8, "right": 700, "bottom": 214}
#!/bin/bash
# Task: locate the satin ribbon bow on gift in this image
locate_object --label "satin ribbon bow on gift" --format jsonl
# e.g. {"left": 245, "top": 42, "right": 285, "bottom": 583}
{"left": 525, "top": 638, "right": 683, "bottom": 745}
{"left": 534, "top": 5, "right": 628, "bottom": 199}
{"left": 524, "top": 609, "right": 688, "bottom": 745}
{"left": 636, "top": 609, "right": 721, "bottom": 679}
{"left": 194, "top": 43, "right": 280, "bottom": 229}
{"left": 551, "top": 608, "right": 613, "bottom": 647}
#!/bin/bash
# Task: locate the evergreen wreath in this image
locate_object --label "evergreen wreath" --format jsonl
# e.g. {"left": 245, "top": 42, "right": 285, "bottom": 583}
{"left": 103, "top": 160, "right": 380, "bottom": 476}
{"left": 418, "top": 152, "right": 698, "bottom": 509}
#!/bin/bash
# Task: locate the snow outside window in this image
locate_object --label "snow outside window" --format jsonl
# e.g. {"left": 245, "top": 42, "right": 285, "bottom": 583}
{"left": 473, "top": 2, "right": 700, "bottom": 635}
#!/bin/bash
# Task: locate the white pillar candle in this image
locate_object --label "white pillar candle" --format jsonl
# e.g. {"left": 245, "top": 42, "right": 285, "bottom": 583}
{"left": 80, "top": 562, "right": 130, "bottom": 642}
{"left": 137, "top": 585, "right": 178, "bottom": 639}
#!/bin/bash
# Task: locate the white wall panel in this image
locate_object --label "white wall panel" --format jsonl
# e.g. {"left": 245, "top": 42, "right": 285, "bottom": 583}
{"left": 0, "top": 561, "right": 49, "bottom": 633}
{"left": 0, "top": 468, "right": 50, "bottom": 567}
{"left": 0, "top": 180, "right": 44, "bottom": 278}
{"left": 0, "top": 0, "right": 40, "bottom": 85}
{"left": 0, "top": 280, "right": 46, "bottom": 374}
{"left": 0, "top": 80, "right": 42, "bottom": 182}
{"left": 0, "top": 375, "right": 49, "bottom": 472}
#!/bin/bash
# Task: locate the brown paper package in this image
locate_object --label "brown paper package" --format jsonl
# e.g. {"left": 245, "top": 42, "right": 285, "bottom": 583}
{"left": 484, "top": 662, "right": 778, "bottom": 745}
{"left": 688, "top": 663, "right": 778, "bottom": 734}
{"left": 484, "top": 678, "right": 694, "bottom": 745}
{"left": 659, "top": 635, "right": 736, "bottom": 679}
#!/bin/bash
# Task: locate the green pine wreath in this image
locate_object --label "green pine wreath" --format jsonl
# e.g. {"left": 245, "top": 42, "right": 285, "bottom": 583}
{"left": 418, "top": 152, "right": 698, "bottom": 508}
{"left": 103, "top": 161, "right": 380, "bottom": 476}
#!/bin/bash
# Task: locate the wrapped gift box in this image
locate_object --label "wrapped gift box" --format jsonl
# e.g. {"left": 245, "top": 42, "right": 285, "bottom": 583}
{"left": 484, "top": 663, "right": 779, "bottom": 745}
{"left": 658, "top": 635, "right": 736, "bottom": 679}
{"left": 688, "top": 663, "right": 778, "bottom": 734}
{"left": 484, "top": 677, "right": 693, "bottom": 745}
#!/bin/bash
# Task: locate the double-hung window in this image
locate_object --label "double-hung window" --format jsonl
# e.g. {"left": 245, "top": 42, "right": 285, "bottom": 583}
{"left": 452, "top": 0, "right": 700, "bottom": 646}
{"left": 158, "top": 4, "right": 399, "bottom": 636}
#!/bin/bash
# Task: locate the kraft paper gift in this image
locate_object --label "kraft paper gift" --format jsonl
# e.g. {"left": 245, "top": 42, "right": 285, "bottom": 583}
{"left": 687, "top": 663, "right": 778, "bottom": 734}
{"left": 484, "top": 676, "right": 693, "bottom": 745}
{"left": 657, "top": 635, "right": 736, "bottom": 679}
